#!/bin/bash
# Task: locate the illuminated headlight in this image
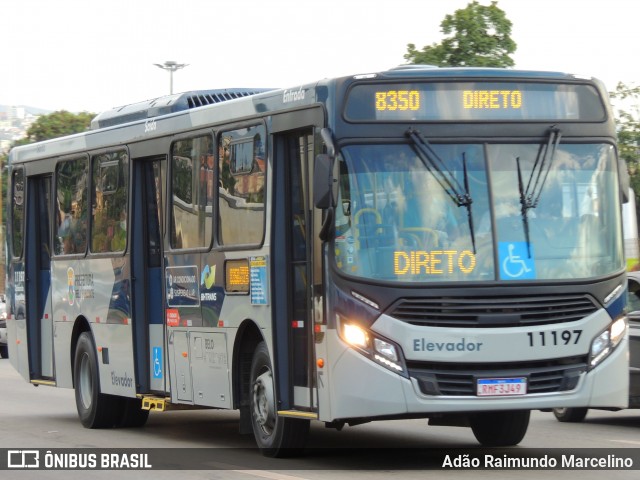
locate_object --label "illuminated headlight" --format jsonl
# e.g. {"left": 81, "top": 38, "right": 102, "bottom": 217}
{"left": 337, "top": 316, "right": 407, "bottom": 377}
{"left": 589, "top": 316, "right": 627, "bottom": 369}
{"left": 343, "top": 323, "right": 369, "bottom": 349}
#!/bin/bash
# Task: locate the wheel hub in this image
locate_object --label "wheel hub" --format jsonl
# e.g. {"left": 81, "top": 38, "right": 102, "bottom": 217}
{"left": 252, "top": 369, "right": 275, "bottom": 435}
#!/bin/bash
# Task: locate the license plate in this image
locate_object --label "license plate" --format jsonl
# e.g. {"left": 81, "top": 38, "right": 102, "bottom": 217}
{"left": 477, "top": 377, "right": 527, "bottom": 396}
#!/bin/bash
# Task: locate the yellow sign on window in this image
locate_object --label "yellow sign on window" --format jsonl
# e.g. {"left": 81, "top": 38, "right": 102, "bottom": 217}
{"left": 394, "top": 250, "right": 477, "bottom": 275}
{"left": 225, "top": 259, "right": 250, "bottom": 293}
{"left": 462, "top": 90, "right": 522, "bottom": 110}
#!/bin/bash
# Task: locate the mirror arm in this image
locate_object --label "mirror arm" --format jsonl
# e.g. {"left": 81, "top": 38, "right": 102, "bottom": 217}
{"left": 318, "top": 208, "right": 334, "bottom": 242}
{"left": 321, "top": 128, "right": 336, "bottom": 158}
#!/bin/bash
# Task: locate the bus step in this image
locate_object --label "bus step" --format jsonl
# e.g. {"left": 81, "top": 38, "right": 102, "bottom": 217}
{"left": 277, "top": 410, "right": 318, "bottom": 420}
{"left": 30, "top": 379, "right": 56, "bottom": 387}
{"left": 140, "top": 396, "right": 203, "bottom": 411}
{"left": 141, "top": 397, "right": 170, "bottom": 411}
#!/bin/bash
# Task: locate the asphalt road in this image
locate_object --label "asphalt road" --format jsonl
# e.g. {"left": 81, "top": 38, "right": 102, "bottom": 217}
{"left": 0, "top": 358, "right": 639, "bottom": 479}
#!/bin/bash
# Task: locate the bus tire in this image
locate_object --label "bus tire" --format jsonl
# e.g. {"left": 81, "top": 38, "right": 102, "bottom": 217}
{"left": 470, "top": 410, "right": 530, "bottom": 447}
{"left": 249, "top": 341, "right": 309, "bottom": 457}
{"left": 553, "top": 407, "right": 588, "bottom": 423}
{"left": 0, "top": 345, "right": 8, "bottom": 358}
{"left": 73, "top": 332, "right": 121, "bottom": 428}
{"left": 118, "top": 397, "right": 150, "bottom": 428}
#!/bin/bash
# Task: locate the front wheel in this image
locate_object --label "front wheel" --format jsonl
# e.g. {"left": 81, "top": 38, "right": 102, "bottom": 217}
{"left": 553, "top": 407, "right": 588, "bottom": 423}
{"left": 0, "top": 345, "right": 8, "bottom": 358}
{"left": 74, "top": 332, "right": 122, "bottom": 428}
{"left": 250, "top": 341, "right": 309, "bottom": 457}
{"left": 470, "top": 410, "right": 530, "bottom": 447}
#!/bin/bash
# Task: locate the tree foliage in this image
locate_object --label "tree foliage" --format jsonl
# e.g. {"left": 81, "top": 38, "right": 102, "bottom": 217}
{"left": 21, "top": 110, "right": 95, "bottom": 144}
{"left": 610, "top": 82, "right": 640, "bottom": 203}
{"left": 404, "top": 1, "right": 516, "bottom": 68}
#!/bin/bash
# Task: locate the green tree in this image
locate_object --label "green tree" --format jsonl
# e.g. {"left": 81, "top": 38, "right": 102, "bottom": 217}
{"left": 610, "top": 82, "right": 640, "bottom": 204}
{"left": 404, "top": 1, "right": 516, "bottom": 68}
{"left": 22, "top": 110, "right": 95, "bottom": 143}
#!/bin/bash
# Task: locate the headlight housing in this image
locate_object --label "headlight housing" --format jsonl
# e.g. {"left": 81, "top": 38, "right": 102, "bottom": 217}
{"left": 589, "top": 315, "right": 627, "bottom": 369}
{"left": 337, "top": 315, "right": 408, "bottom": 377}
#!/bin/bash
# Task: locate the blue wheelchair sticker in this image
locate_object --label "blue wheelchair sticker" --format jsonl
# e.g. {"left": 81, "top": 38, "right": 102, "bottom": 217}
{"left": 499, "top": 242, "right": 536, "bottom": 280}
{"left": 152, "top": 347, "right": 163, "bottom": 379}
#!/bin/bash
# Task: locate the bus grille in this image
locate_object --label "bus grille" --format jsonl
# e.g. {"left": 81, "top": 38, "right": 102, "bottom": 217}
{"left": 388, "top": 294, "right": 598, "bottom": 328}
{"left": 407, "top": 356, "right": 588, "bottom": 396}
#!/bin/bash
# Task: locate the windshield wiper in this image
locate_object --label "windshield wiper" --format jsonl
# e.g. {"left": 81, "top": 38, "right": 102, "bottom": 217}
{"left": 516, "top": 126, "right": 562, "bottom": 257}
{"left": 406, "top": 128, "right": 476, "bottom": 253}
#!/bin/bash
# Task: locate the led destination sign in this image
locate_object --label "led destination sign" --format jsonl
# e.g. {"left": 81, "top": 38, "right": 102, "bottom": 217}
{"left": 345, "top": 82, "right": 605, "bottom": 122}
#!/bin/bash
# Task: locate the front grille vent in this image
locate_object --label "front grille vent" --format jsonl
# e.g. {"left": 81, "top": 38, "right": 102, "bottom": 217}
{"left": 407, "top": 356, "right": 587, "bottom": 396}
{"left": 389, "top": 294, "right": 598, "bottom": 328}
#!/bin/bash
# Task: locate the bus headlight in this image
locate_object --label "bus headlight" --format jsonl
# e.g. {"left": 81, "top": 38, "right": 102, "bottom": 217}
{"left": 342, "top": 323, "right": 369, "bottom": 349}
{"left": 337, "top": 316, "right": 407, "bottom": 377}
{"left": 589, "top": 316, "right": 627, "bottom": 369}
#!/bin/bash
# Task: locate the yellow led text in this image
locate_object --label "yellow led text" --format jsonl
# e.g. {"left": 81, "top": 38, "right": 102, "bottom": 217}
{"left": 394, "top": 250, "right": 477, "bottom": 275}
{"left": 463, "top": 90, "right": 522, "bottom": 109}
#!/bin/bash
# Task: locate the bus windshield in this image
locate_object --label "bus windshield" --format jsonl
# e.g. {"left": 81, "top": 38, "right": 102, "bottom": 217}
{"left": 333, "top": 142, "right": 623, "bottom": 282}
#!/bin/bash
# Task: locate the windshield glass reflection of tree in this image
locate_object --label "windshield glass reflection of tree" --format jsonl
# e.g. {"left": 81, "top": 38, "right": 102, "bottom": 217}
{"left": 334, "top": 144, "right": 493, "bottom": 282}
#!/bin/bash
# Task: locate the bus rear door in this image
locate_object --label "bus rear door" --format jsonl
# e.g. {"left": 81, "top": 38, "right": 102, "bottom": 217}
{"left": 130, "top": 157, "right": 167, "bottom": 394}
{"left": 24, "top": 174, "right": 55, "bottom": 382}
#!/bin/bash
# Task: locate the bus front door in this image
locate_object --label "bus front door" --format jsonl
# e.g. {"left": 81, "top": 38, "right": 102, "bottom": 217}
{"left": 24, "top": 175, "right": 54, "bottom": 381}
{"left": 130, "top": 157, "right": 166, "bottom": 395}
{"left": 272, "top": 128, "right": 317, "bottom": 413}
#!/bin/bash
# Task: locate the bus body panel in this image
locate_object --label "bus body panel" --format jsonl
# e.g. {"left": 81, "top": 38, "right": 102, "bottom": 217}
{"left": 52, "top": 320, "right": 74, "bottom": 388}
{"left": 323, "top": 332, "right": 628, "bottom": 421}
{"left": 373, "top": 309, "right": 611, "bottom": 363}
{"left": 50, "top": 257, "right": 137, "bottom": 397}
{"left": 8, "top": 318, "right": 29, "bottom": 381}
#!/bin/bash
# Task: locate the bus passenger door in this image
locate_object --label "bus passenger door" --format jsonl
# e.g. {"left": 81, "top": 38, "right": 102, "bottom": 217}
{"left": 24, "top": 175, "right": 54, "bottom": 381}
{"left": 130, "top": 157, "right": 166, "bottom": 394}
{"left": 272, "top": 128, "right": 317, "bottom": 412}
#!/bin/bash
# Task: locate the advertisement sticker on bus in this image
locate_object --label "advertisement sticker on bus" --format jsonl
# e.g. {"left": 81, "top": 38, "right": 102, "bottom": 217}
{"left": 166, "top": 266, "right": 200, "bottom": 307}
{"left": 250, "top": 256, "right": 269, "bottom": 306}
{"left": 166, "top": 309, "right": 180, "bottom": 327}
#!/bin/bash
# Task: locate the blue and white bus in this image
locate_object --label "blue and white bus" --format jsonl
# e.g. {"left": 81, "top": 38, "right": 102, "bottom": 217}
{"left": 5, "top": 67, "right": 629, "bottom": 456}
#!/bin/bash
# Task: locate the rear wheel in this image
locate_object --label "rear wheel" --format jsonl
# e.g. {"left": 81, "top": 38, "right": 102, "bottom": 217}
{"left": 470, "top": 410, "right": 530, "bottom": 447}
{"left": 73, "top": 332, "right": 121, "bottom": 428}
{"left": 553, "top": 407, "right": 588, "bottom": 423}
{"left": 250, "top": 341, "right": 309, "bottom": 457}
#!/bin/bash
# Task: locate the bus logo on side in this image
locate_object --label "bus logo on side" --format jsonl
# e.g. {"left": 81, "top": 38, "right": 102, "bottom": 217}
{"left": 144, "top": 119, "right": 157, "bottom": 133}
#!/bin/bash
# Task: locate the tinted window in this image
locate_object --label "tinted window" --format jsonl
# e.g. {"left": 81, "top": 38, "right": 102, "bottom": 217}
{"left": 170, "top": 135, "right": 213, "bottom": 249}
{"left": 55, "top": 157, "right": 89, "bottom": 255}
{"left": 91, "top": 150, "right": 129, "bottom": 253}
{"left": 11, "top": 169, "right": 25, "bottom": 257}
{"left": 218, "top": 125, "right": 266, "bottom": 245}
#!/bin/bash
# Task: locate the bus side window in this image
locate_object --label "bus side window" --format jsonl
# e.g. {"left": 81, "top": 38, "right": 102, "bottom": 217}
{"left": 55, "top": 157, "right": 89, "bottom": 255}
{"left": 218, "top": 125, "right": 266, "bottom": 246}
{"left": 170, "top": 134, "right": 213, "bottom": 249}
{"left": 11, "top": 168, "right": 25, "bottom": 258}
{"left": 90, "top": 150, "right": 129, "bottom": 253}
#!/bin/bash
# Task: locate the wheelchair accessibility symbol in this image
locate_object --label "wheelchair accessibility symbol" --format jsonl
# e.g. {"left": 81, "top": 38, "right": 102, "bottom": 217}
{"left": 153, "top": 347, "right": 163, "bottom": 379}
{"left": 499, "top": 242, "right": 536, "bottom": 280}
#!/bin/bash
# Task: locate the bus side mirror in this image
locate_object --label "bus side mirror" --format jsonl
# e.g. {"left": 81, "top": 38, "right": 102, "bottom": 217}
{"left": 314, "top": 153, "right": 338, "bottom": 209}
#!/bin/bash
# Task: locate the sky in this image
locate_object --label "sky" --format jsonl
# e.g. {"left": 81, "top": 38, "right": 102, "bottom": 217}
{"left": 2, "top": 0, "right": 639, "bottom": 114}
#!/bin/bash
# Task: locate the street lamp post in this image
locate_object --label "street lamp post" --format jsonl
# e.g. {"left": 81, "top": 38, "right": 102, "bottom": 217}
{"left": 153, "top": 61, "right": 188, "bottom": 95}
